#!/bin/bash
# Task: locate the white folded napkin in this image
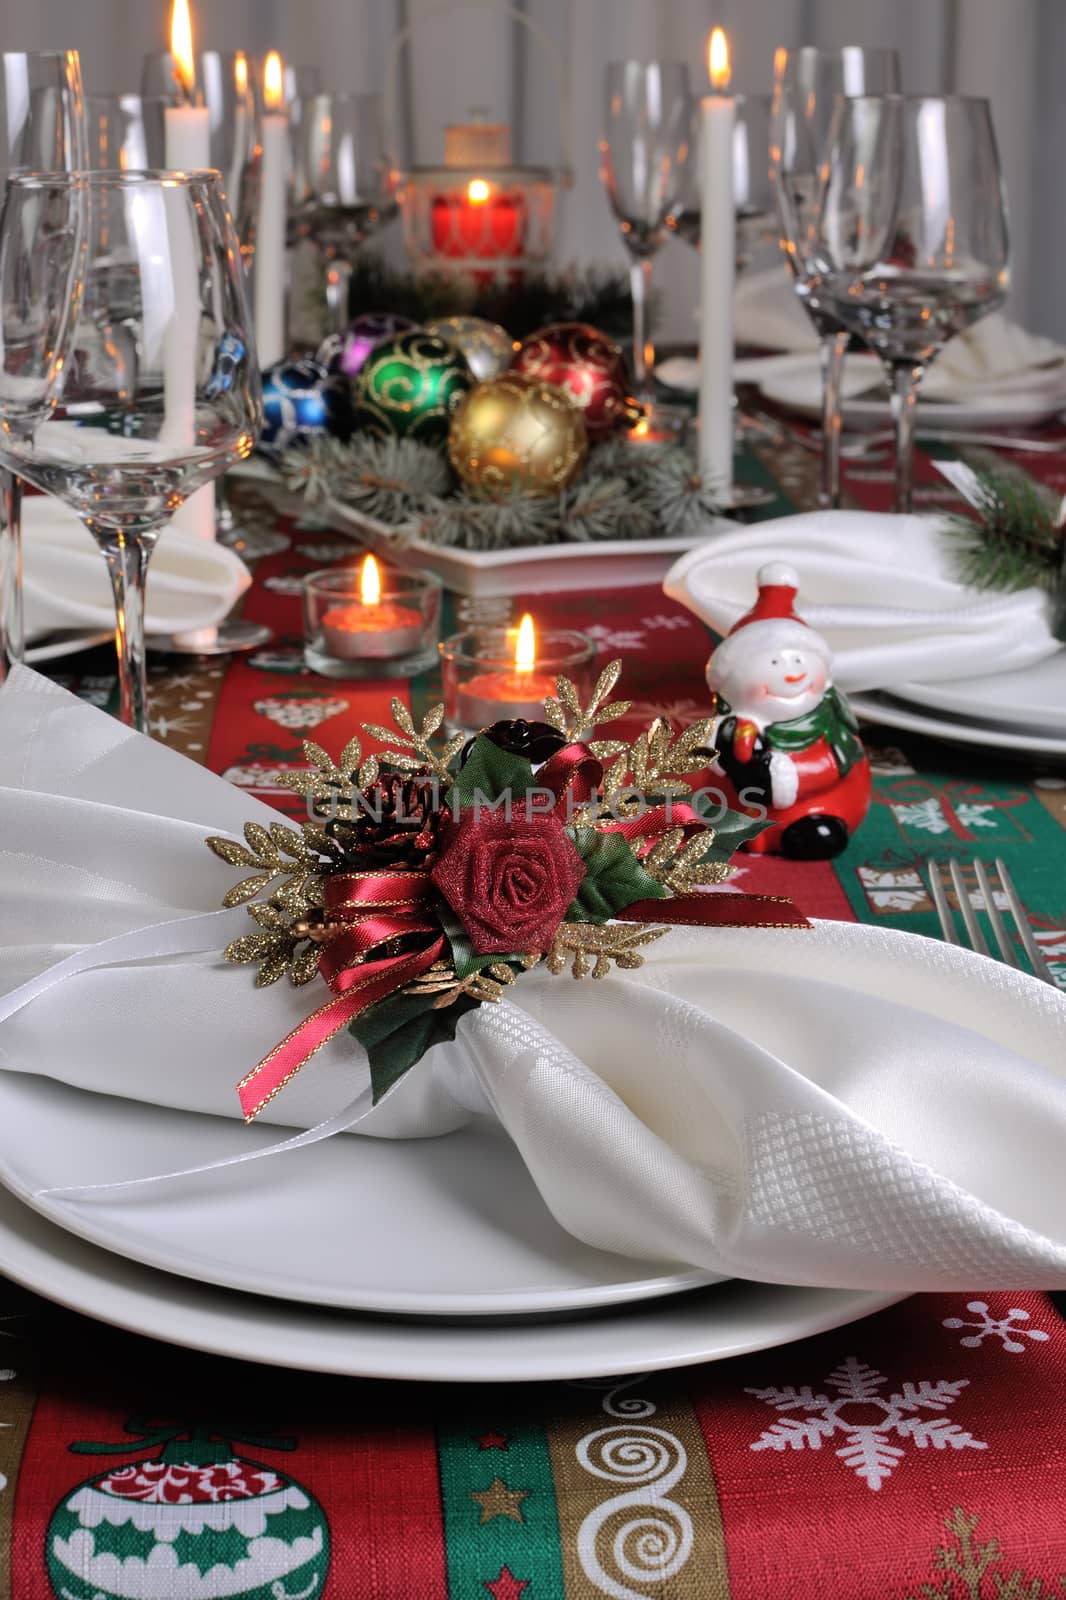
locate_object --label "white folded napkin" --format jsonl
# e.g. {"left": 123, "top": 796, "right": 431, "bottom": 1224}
{"left": 664, "top": 509, "right": 1059, "bottom": 692}
{"left": 22, "top": 495, "right": 251, "bottom": 642}
{"left": 1, "top": 667, "right": 1065, "bottom": 1291}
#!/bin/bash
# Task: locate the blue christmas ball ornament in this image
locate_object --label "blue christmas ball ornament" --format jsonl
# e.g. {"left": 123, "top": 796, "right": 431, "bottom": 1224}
{"left": 257, "top": 359, "right": 351, "bottom": 457}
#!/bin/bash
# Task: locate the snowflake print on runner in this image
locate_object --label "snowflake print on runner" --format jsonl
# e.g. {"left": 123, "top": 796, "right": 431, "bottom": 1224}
{"left": 857, "top": 865, "right": 932, "bottom": 914}
{"left": 583, "top": 624, "right": 649, "bottom": 652}
{"left": 942, "top": 1301, "right": 1052, "bottom": 1355}
{"left": 890, "top": 799, "right": 998, "bottom": 835}
{"left": 746, "top": 1356, "right": 986, "bottom": 1491}
{"left": 253, "top": 693, "right": 349, "bottom": 730}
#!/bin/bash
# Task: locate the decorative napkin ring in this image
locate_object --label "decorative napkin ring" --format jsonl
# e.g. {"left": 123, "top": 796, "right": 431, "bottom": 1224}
{"left": 207, "top": 661, "right": 810, "bottom": 1120}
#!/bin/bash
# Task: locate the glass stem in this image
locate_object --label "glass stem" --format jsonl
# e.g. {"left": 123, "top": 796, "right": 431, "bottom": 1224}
{"left": 215, "top": 474, "right": 237, "bottom": 538}
{"left": 86, "top": 522, "right": 158, "bottom": 735}
{"left": 0, "top": 469, "right": 24, "bottom": 677}
{"left": 324, "top": 253, "right": 353, "bottom": 337}
{"left": 887, "top": 358, "right": 925, "bottom": 515}
{"left": 629, "top": 256, "right": 654, "bottom": 401}
{"left": 818, "top": 329, "right": 849, "bottom": 510}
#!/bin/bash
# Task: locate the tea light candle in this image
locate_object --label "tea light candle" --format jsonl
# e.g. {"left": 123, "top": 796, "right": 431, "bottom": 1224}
{"left": 457, "top": 613, "right": 556, "bottom": 726}
{"left": 320, "top": 555, "right": 424, "bottom": 661}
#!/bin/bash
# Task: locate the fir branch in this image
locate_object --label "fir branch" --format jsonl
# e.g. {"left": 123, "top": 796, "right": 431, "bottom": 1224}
{"left": 950, "top": 453, "right": 1066, "bottom": 638}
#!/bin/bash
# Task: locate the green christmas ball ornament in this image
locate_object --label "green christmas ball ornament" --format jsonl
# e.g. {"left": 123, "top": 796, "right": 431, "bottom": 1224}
{"left": 351, "top": 330, "right": 474, "bottom": 445}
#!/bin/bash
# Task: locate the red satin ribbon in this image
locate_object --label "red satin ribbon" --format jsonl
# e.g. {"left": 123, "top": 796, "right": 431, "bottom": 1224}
{"left": 236, "top": 868, "right": 444, "bottom": 1121}
{"left": 237, "top": 742, "right": 808, "bottom": 1118}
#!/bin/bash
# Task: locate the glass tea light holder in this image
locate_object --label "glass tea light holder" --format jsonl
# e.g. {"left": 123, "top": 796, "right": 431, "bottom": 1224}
{"left": 440, "top": 614, "right": 596, "bottom": 733}
{"left": 304, "top": 555, "right": 442, "bottom": 679}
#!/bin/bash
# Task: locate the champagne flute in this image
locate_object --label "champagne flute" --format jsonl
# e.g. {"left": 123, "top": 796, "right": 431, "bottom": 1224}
{"left": 770, "top": 46, "right": 901, "bottom": 508}
{"left": 812, "top": 95, "right": 1009, "bottom": 513}
{"left": 0, "top": 49, "right": 86, "bottom": 677}
{"left": 0, "top": 172, "right": 262, "bottom": 731}
{"left": 290, "top": 92, "right": 397, "bottom": 336}
{"left": 601, "top": 61, "right": 691, "bottom": 404}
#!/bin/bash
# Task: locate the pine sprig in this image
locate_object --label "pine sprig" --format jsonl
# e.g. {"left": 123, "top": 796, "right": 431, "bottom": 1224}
{"left": 951, "top": 453, "right": 1066, "bottom": 637}
{"left": 281, "top": 431, "right": 722, "bottom": 552}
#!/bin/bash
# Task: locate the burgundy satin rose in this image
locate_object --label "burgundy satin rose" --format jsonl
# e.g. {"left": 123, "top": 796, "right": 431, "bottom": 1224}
{"left": 431, "top": 811, "right": 586, "bottom": 954}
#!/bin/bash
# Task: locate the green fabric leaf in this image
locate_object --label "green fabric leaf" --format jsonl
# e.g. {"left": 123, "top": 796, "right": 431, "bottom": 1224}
{"left": 692, "top": 794, "right": 771, "bottom": 854}
{"left": 445, "top": 735, "right": 534, "bottom": 811}
{"left": 564, "top": 828, "right": 667, "bottom": 921}
{"left": 439, "top": 905, "right": 522, "bottom": 982}
{"left": 350, "top": 991, "right": 480, "bottom": 1104}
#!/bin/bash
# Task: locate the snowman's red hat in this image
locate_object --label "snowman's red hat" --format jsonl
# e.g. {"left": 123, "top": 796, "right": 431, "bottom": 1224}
{"left": 728, "top": 562, "right": 806, "bottom": 635}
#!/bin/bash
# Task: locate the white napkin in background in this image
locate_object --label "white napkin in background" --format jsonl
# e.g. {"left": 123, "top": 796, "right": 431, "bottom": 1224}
{"left": 2, "top": 666, "right": 1066, "bottom": 1292}
{"left": 22, "top": 495, "right": 250, "bottom": 642}
{"left": 664, "top": 509, "right": 1059, "bottom": 693}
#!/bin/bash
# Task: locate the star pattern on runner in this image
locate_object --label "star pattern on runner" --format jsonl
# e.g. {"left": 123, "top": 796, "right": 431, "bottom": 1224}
{"left": 470, "top": 1477, "right": 528, "bottom": 1524}
{"left": 484, "top": 1565, "right": 530, "bottom": 1599}
{"left": 474, "top": 1429, "right": 510, "bottom": 1451}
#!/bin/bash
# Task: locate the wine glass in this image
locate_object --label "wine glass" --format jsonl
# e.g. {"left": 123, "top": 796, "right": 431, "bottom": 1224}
{"left": 85, "top": 92, "right": 167, "bottom": 170}
{"left": 0, "top": 172, "right": 262, "bottom": 732}
{"left": 601, "top": 61, "right": 691, "bottom": 404}
{"left": 290, "top": 92, "right": 397, "bottom": 335}
{"left": 812, "top": 95, "right": 1009, "bottom": 514}
{"left": 0, "top": 49, "right": 86, "bottom": 679}
{"left": 666, "top": 94, "right": 776, "bottom": 274}
{"left": 770, "top": 46, "right": 901, "bottom": 508}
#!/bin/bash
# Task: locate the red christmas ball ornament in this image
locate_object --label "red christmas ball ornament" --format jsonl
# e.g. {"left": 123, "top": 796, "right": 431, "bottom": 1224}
{"left": 512, "top": 322, "right": 642, "bottom": 441}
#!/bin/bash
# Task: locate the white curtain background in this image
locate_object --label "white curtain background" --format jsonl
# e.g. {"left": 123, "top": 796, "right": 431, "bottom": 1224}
{"left": 0, "top": 0, "right": 1058, "bottom": 340}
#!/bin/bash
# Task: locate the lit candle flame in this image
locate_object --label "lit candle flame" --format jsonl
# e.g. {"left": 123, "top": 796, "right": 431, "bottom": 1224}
{"left": 467, "top": 177, "right": 491, "bottom": 204}
{"left": 234, "top": 50, "right": 249, "bottom": 96}
{"left": 515, "top": 613, "right": 536, "bottom": 674}
{"left": 708, "top": 28, "right": 731, "bottom": 92}
{"left": 264, "top": 50, "right": 285, "bottom": 112}
{"left": 360, "top": 553, "right": 382, "bottom": 607}
{"left": 170, "top": 0, "right": 196, "bottom": 101}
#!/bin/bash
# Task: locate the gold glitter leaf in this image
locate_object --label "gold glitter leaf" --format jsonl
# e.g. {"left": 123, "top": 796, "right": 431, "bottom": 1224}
{"left": 249, "top": 903, "right": 289, "bottom": 931}
{"left": 592, "top": 657, "right": 623, "bottom": 705}
{"left": 441, "top": 733, "right": 468, "bottom": 765}
{"left": 421, "top": 703, "right": 444, "bottom": 737}
{"left": 290, "top": 946, "right": 321, "bottom": 986}
{"left": 545, "top": 922, "right": 668, "bottom": 980}
{"left": 358, "top": 756, "right": 380, "bottom": 788}
{"left": 224, "top": 931, "right": 280, "bottom": 963}
{"left": 589, "top": 701, "right": 632, "bottom": 724}
{"left": 542, "top": 698, "right": 568, "bottom": 734}
{"left": 339, "top": 736, "right": 363, "bottom": 776}
{"left": 391, "top": 698, "right": 416, "bottom": 736}
{"left": 269, "top": 822, "right": 309, "bottom": 858}
{"left": 588, "top": 739, "right": 627, "bottom": 760}
{"left": 222, "top": 874, "right": 274, "bottom": 908}
{"left": 362, "top": 722, "right": 407, "bottom": 747}
{"left": 243, "top": 822, "right": 280, "bottom": 864}
{"left": 206, "top": 836, "right": 257, "bottom": 868}
{"left": 556, "top": 676, "right": 582, "bottom": 717}
{"left": 255, "top": 949, "right": 291, "bottom": 988}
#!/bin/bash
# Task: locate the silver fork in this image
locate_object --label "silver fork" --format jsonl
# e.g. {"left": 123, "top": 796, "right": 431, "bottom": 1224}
{"left": 925, "top": 857, "right": 1060, "bottom": 986}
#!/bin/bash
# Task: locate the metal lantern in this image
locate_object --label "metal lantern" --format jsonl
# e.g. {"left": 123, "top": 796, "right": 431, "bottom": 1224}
{"left": 384, "top": 0, "right": 572, "bottom": 286}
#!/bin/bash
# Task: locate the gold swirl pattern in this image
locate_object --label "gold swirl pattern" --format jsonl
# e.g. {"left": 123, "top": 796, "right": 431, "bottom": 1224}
{"left": 576, "top": 1425, "right": 693, "bottom": 1599}
{"left": 425, "top": 315, "right": 516, "bottom": 382}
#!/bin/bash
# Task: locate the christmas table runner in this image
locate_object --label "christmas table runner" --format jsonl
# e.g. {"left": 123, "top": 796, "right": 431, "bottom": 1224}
{"left": 3, "top": 439, "right": 1065, "bottom": 1597}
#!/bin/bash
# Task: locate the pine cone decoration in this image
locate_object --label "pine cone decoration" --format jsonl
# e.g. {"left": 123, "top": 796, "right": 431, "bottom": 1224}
{"left": 328, "top": 775, "right": 443, "bottom": 869}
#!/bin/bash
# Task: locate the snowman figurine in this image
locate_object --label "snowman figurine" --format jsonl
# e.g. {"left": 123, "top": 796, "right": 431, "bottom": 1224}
{"left": 706, "top": 562, "right": 871, "bottom": 859}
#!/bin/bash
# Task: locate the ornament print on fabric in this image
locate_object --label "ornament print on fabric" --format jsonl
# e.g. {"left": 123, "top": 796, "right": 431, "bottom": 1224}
{"left": 45, "top": 1420, "right": 330, "bottom": 1600}
{"left": 942, "top": 1301, "right": 1053, "bottom": 1354}
{"left": 746, "top": 1357, "right": 987, "bottom": 1491}
{"left": 253, "top": 695, "right": 349, "bottom": 731}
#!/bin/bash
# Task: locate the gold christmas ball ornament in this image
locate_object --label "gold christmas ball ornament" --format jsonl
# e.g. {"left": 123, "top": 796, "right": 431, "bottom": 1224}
{"left": 425, "top": 315, "right": 516, "bottom": 382}
{"left": 447, "top": 373, "right": 589, "bottom": 497}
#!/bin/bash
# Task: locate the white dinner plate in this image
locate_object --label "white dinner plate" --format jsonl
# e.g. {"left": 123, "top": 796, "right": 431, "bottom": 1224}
{"left": 0, "top": 1185, "right": 901, "bottom": 1381}
{"left": 893, "top": 652, "right": 1066, "bottom": 735}
{"left": 852, "top": 691, "right": 1066, "bottom": 760}
{"left": 757, "top": 354, "right": 1066, "bottom": 433}
{"left": 0, "top": 1074, "right": 717, "bottom": 1317}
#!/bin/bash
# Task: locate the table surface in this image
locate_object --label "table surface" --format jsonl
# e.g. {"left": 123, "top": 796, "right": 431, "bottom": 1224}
{"left": 3, "top": 434, "right": 1066, "bottom": 1600}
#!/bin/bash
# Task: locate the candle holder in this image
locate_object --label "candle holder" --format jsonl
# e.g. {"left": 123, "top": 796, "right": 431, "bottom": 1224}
{"left": 440, "top": 626, "right": 596, "bottom": 735}
{"left": 304, "top": 566, "right": 442, "bottom": 680}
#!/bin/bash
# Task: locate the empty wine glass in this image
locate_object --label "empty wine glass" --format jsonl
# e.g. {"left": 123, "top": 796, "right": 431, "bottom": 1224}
{"left": 0, "top": 172, "right": 262, "bottom": 732}
{"left": 666, "top": 94, "right": 776, "bottom": 274}
{"left": 770, "top": 46, "right": 901, "bottom": 508}
{"left": 813, "top": 94, "right": 1009, "bottom": 513}
{"left": 0, "top": 49, "right": 86, "bottom": 678}
{"left": 85, "top": 92, "right": 167, "bottom": 170}
{"left": 601, "top": 61, "right": 691, "bottom": 403}
{"left": 290, "top": 92, "right": 397, "bottom": 335}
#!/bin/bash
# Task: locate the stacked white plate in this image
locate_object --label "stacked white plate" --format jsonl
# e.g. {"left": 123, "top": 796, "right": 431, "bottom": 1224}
{"left": 852, "top": 652, "right": 1066, "bottom": 760}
